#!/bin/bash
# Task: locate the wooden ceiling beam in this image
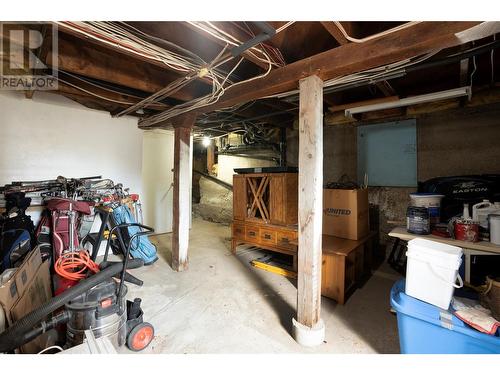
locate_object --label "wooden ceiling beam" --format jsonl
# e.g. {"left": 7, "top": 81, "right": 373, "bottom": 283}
{"left": 186, "top": 22, "right": 495, "bottom": 117}
{"left": 375, "top": 80, "right": 397, "bottom": 96}
{"left": 320, "top": 21, "right": 350, "bottom": 45}
{"left": 47, "top": 34, "right": 204, "bottom": 102}
{"left": 56, "top": 23, "right": 216, "bottom": 88}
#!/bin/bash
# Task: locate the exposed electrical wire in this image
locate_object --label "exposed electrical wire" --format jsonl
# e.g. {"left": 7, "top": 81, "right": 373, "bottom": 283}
{"left": 264, "top": 49, "right": 440, "bottom": 100}
{"left": 53, "top": 76, "right": 138, "bottom": 105}
{"left": 57, "top": 21, "right": 276, "bottom": 121}
{"left": 59, "top": 71, "right": 150, "bottom": 100}
{"left": 187, "top": 21, "right": 283, "bottom": 68}
{"left": 276, "top": 21, "right": 295, "bottom": 34}
{"left": 333, "top": 21, "right": 422, "bottom": 43}
{"left": 233, "top": 21, "right": 286, "bottom": 66}
{"left": 139, "top": 47, "right": 273, "bottom": 127}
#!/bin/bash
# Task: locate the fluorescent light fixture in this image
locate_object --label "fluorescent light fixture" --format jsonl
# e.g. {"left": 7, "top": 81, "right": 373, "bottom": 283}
{"left": 345, "top": 86, "right": 472, "bottom": 118}
{"left": 202, "top": 136, "right": 211, "bottom": 147}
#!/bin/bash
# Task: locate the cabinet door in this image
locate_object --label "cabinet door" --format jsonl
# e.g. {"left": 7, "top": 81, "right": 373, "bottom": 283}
{"left": 233, "top": 175, "right": 247, "bottom": 221}
{"left": 269, "top": 175, "right": 285, "bottom": 225}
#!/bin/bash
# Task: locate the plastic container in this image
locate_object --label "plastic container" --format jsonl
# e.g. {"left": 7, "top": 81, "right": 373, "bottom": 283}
{"left": 490, "top": 214, "right": 500, "bottom": 245}
{"left": 409, "top": 193, "right": 444, "bottom": 225}
{"left": 406, "top": 238, "right": 463, "bottom": 309}
{"left": 472, "top": 200, "right": 500, "bottom": 240}
{"left": 390, "top": 279, "right": 500, "bottom": 354}
{"left": 406, "top": 206, "right": 430, "bottom": 234}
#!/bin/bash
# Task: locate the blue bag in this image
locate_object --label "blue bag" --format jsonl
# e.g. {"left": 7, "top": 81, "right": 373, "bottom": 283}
{"left": 111, "top": 205, "right": 158, "bottom": 265}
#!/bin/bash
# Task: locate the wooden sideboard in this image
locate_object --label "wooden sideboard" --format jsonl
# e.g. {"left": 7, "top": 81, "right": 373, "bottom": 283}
{"left": 231, "top": 172, "right": 299, "bottom": 268}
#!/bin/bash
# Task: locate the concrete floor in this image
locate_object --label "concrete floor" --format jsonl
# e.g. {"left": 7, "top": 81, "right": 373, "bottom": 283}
{"left": 119, "top": 217, "right": 401, "bottom": 354}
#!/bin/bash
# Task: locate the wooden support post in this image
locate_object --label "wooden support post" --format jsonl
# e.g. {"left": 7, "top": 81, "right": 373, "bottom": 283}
{"left": 172, "top": 114, "right": 195, "bottom": 272}
{"left": 292, "top": 75, "right": 325, "bottom": 346}
{"left": 207, "top": 144, "right": 215, "bottom": 175}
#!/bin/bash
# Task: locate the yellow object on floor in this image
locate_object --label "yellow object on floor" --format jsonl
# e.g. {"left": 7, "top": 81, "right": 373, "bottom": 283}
{"left": 250, "top": 260, "right": 297, "bottom": 278}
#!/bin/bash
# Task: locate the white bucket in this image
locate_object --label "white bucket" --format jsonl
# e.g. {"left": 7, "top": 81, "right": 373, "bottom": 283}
{"left": 490, "top": 214, "right": 500, "bottom": 245}
{"left": 405, "top": 238, "right": 463, "bottom": 309}
{"left": 409, "top": 193, "right": 444, "bottom": 225}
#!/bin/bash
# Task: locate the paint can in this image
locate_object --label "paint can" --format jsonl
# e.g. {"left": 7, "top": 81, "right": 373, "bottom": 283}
{"left": 409, "top": 193, "right": 444, "bottom": 225}
{"left": 406, "top": 206, "right": 430, "bottom": 235}
{"left": 454, "top": 219, "right": 479, "bottom": 242}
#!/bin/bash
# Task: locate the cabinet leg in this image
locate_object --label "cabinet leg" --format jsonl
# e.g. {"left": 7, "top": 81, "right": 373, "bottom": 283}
{"left": 231, "top": 239, "right": 237, "bottom": 254}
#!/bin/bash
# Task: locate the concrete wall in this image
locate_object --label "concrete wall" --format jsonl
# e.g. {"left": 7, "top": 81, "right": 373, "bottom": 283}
{"left": 417, "top": 106, "right": 500, "bottom": 180}
{"left": 287, "top": 104, "right": 500, "bottom": 244}
{"left": 287, "top": 125, "right": 357, "bottom": 185}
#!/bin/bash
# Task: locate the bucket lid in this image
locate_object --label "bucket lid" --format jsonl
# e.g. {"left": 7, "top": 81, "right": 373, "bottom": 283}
{"left": 407, "top": 238, "right": 462, "bottom": 262}
{"left": 409, "top": 193, "right": 445, "bottom": 199}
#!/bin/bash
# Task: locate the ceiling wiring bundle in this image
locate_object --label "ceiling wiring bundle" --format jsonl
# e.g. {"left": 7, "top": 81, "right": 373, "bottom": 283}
{"left": 57, "top": 21, "right": 278, "bottom": 126}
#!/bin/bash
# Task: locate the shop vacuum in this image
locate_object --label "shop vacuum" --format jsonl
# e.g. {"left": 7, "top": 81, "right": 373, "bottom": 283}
{"left": 0, "top": 224, "right": 155, "bottom": 353}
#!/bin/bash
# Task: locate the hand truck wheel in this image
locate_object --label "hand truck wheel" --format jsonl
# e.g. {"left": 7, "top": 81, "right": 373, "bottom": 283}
{"left": 126, "top": 322, "right": 154, "bottom": 351}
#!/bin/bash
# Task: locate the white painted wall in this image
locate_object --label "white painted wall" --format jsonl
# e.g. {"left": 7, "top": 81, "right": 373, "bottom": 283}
{"left": 142, "top": 130, "right": 193, "bottom": 234}
{"left": 0, "top": 91, "right": 143, "bottom": 224}
{"left": 142, "top": 129, "right": 174, "bottom": 234}
{"left": 217, "top": 154, "right": 276, "bottom": 184}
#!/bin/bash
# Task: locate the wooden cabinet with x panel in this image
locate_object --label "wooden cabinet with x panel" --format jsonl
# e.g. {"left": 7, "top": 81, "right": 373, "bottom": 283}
{"left": 231, "top": 172, "right": 298, "bottom": 267}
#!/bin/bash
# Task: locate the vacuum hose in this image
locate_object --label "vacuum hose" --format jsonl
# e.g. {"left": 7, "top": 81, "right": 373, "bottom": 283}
{"left": 0, "top": 259, "right": 142, "bottom": 353}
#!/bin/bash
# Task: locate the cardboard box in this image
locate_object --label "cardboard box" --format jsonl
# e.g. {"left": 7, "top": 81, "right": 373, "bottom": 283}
{"left": 323, "top": 188, "right": 370, "bottom": 240}
{"left": 0, "top": 247, "right": 42, "bottom": 326}
{"left": 11, "top": 260, "right": 53, "bottom": 353}
{"left": 0, "top": 247, "right": 54, "bottom": 353}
